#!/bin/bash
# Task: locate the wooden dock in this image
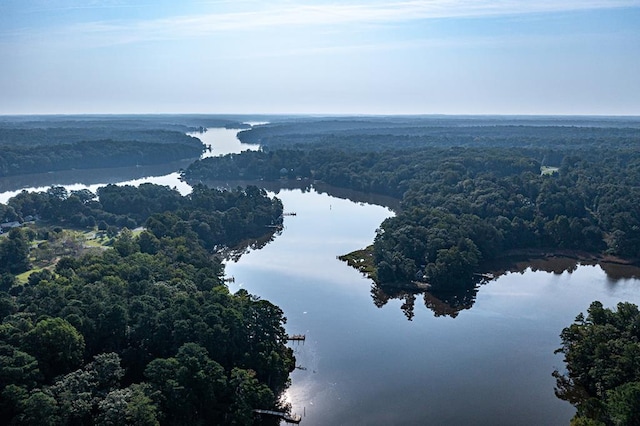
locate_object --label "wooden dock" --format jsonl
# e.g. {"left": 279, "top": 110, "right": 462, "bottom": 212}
{"left": 287, "top": 334, "right": 306, "bottom": 341}
{"left": 253, "top": 409, "right": 302, "bottom": 424}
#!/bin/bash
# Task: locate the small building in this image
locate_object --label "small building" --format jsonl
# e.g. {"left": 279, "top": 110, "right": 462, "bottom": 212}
{"left": 0, "top": 221, "right": 21, "bottom": 231}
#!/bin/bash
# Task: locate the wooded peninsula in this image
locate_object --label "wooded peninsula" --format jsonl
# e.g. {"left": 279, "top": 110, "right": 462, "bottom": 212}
{"left": 0, "top": 182, "right": 292, "bottom": 425}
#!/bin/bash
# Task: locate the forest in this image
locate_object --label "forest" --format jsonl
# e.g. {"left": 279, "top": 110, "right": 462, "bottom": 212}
{"left": 0, "top": 115, "right": 257, "bottom": 178}
{"left": 554, "top": 301, "right": 640, "bottom": 425}
{"left": 236, "top": 116, "right": 640, "bottom": 151}
{"left": 0, "top": 184, "right": 292, "bottom": 425}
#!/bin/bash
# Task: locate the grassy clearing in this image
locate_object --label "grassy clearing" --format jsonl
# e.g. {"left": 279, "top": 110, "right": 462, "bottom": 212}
{"left": 82, "top": 230, "right": 113, "bottom": 248}
{"left": 16, "top": 267, "right": 45, "bottom": 284}
{"left": 541, "top": 166, "right": 559, "bottom": 176}
{"left": 338, "top": 246, "right": 377, "bottom": 281}
{"left": 15, "top": 226, "right": 133, "bottom": 285}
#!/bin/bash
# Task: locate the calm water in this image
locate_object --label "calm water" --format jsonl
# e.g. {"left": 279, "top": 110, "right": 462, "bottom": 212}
{"left": 3, "top": 128, "right": 640, "bottom": 424}
{"left": 226, "top": 189, "right": 640, "bottom": 426}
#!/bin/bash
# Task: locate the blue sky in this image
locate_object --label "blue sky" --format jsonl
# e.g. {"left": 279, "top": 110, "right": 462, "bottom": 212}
{"left": 1, "top": 0, "right": 639, "bottom": 115}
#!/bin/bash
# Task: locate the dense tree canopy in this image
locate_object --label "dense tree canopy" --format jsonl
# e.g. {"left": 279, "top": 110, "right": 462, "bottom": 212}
{"left": 554, "top": 302, "right": 640, "bottom": 425}
{"left": 0, "top": 115, "right": 255, "bottom": 178}
{"left": 0, "top": 185, "right": 293, "bottom": 425}
{"left": 183, "top": 142, "right": 640, "bottom": 290}
{"left": 2, "top": 183, "right": 283, "bottom": 252}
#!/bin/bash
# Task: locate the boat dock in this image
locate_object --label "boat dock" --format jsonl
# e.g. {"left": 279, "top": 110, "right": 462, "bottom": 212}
{"left": 253, "top": 409, "right": 302, "bottom": 424}
{"left": 287, "top": 334, "right": 306, "bottom": 341}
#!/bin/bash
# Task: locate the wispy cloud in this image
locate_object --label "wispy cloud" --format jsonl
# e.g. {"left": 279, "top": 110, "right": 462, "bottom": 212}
{"left": 98, "top": 0, "right": 640, "bottom": 33}
{"left": 8, "top": 0, "right": 640, "bottom": 47}
{"left": 221, "top": 29, "right": 638, "bottom": 60}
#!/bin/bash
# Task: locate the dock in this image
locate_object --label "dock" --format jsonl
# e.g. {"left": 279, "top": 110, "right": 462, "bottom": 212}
{"left": 287, "top": 334, "right": 306, "bottom": 341}
{"left": 253, "top": 409, "right": 302, "bottom": 424}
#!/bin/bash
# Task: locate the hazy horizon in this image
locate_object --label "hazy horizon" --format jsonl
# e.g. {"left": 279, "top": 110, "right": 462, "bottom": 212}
{"left": 2, "top": 1, "right": 639, "bottom": 116}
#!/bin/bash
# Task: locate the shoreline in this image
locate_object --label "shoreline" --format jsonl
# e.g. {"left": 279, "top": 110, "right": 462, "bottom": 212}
{"left": 340, "top": 246, "right": 640, "bottom": 293}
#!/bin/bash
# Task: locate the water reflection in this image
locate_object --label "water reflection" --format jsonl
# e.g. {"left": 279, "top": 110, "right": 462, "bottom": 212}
{"left": 488, "top": 256, "right": 640, "bottom": 282}
{"left": 200, "top": 179, "right": 401, "bottom": 211}
{"left": 367, "top": 256, "right": 640, "bottom": 319}
{"left": 371, "top": 280, "right": 481, "bottom": 319}
{"left": 223, "top": 227, "right": 283, "bottom": 262}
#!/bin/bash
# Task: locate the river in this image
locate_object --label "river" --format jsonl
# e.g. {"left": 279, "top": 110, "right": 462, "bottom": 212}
{"left": 2, "top": 128, "right": 640, "bottom": 425}
{"left": 0, "top": 126, "right": 255, "bottom": 203}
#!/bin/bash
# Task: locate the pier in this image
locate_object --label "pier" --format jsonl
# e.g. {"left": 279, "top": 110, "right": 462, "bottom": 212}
{"left": 253, "top": 409, "right": 302, "bottom": 424}
{"left": 287, "top": 334, "right": 306, "bottom": 341}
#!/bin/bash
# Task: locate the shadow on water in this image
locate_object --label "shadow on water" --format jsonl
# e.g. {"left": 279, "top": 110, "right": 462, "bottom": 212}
{"left": 222, "top": 227, "right": 284, "bottom": 262}
{"left": 370, "top": 256, "right": 640, "bottom": 319}
{"left": 371, "top": 279, "right": 482, "bottom": 319}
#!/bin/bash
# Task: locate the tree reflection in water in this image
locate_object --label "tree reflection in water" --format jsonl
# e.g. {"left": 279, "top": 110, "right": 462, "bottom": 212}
{"left": 368, "top": 255, "right": 640, "bottom": 319}
{"left": 221, "top": 227, "right": 283, "bottom": 262}
{"left": 371, "top": 280, "right": 479, "bottom": 319}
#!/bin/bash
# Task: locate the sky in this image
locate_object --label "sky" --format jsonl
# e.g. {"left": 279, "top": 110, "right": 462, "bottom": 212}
{"left": 1, "top": 0, "right": 639, "bottom": 115}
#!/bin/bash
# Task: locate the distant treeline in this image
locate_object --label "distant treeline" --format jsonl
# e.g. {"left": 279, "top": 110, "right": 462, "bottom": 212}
{"left": 0, "top": 138, "right": 204, "bottom": 177}
{"left": 237, "top": 118, "right": 640, "bottom": 151}
{"left": 184, "top": 120, "right": 640, "bottom": 290}
{"left": 0, "top": 115, "right": 254, "bottom": 177}
{"left": 0, "top": 128, "right": 203, "bottom": 147}
{"left": 0, "top": 115, "right": 252, "bottom": 133}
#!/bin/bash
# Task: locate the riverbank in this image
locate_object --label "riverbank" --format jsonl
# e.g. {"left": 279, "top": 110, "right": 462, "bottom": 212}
{"left": 340, "top": 245, "right": 640, "bottom": 292}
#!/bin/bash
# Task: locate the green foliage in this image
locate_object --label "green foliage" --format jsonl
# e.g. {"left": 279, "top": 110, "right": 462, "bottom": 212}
{"left": 19, "top": 389, "right": 60, "bottom": 426}
{"left": 0, "top": 229, "right": 30, "bottom": 275}
{"left": 555, "top": 302, "right": 640, "bottom": 425}
{"left": 113, "top": 228, "right": 139, "bottom": 257}
{"left": 145, "top": 343, "right": 227, "bottom": 424}
{"left": 24, "top": 317, "right": 85, "bottom": 382}
{"left": 0, "top": 185, "right": 294, "bottom": 424}
{"left": 3, "top": 184, "right": 283, "bottom": 254}
{"left": 97, "top": 384, "right": 160, "bottom": 426}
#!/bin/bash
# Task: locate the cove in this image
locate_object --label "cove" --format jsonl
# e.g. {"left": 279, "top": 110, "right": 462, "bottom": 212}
{"left": 225, "top": 188, "right": 640, "bottom": 426}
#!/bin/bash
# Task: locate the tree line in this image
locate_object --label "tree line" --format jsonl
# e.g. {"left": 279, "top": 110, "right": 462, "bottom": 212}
{"left": 554, "top": 301, "right": 640, "bottom": 425}
{"left": 2, "top": 183, "right": 282, "bottom": 252}
{"left": 0, "top": 115, "right": 257, "bottom": 178}
{"left": 0, "top": 137, "right": 204, "bottom": 178}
